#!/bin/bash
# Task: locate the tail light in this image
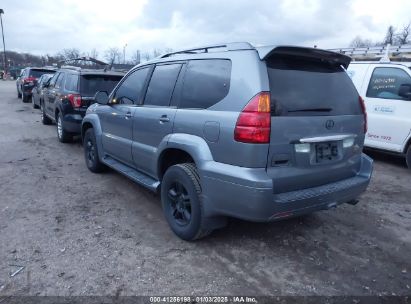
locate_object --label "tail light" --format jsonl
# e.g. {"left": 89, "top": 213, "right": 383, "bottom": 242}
{"left": 234, "top": 92, "right": 271, "bottom": 144}
{"left": 359, "top": 96, "right": 367, "bottom": 133}
{"left": 23, "top": 77, "right": 36, "bottom": 84}
{"left": 68, "top": 94, "right": 82, "bottom": 108}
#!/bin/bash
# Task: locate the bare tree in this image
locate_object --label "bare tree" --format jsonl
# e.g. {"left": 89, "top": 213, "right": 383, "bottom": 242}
{"left": 104, "top": 47, "right": 121, "bottom": 65}
{"left": 142, "top": 52, "right": 151, "bottom": 62}
{"left": 152, "top": 49, "right": 162, "bottom": 58}
{"left": 131, "top": 50, "right": 141, "bottom": 65}
{"left": 349, "top": 36, "right": 373, "bottom": 48}
{"left": 57, "top": 48, "right": 81, "bottom": 60}
{"left": 87, "top": 48, "right": 99, "bottom": 59}
{"left": 397, "top": 23, "right": 411, "bottom": 45}
{"left": 383, "top": 25, "right": 396, "bottom": 45}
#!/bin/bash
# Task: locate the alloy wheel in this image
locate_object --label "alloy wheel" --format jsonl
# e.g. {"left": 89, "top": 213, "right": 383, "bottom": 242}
{"left": 167, "top": 182, "right": 192, "bottom": 226}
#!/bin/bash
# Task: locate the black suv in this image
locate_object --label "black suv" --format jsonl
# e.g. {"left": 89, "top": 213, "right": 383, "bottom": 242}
{"left": 17, "top": 67, "right": 56, "bottom": 102}
{"left": 41, "top": 67, "right": 124, "bottom": 143}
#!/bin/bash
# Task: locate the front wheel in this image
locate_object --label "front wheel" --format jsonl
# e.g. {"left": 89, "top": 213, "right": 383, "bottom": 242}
{"left": 161, "top": 163, "right": 211, "bottom": 241}
{"left": 32, "top": 95, "right": 39, "bottom": 109}
{"left": 406, "top": 145, "right": 411, "bottom": 169}
{"left": 40, "top": 101, "right": 52, "bottom": 125}
{"left": 83, "top": 128, "right": 106, "bottom": 173}
{"left": 56, "top": 112, "right": 73, "bottom": 143}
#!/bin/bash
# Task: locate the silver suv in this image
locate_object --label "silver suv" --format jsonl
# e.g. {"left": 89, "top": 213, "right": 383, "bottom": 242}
{"left": 82, "top": 42, "right": 373, "bottom": 240}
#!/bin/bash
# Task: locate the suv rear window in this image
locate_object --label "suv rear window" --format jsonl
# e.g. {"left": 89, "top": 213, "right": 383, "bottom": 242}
{"left": 179, "top": 59, "right": 231, "bottom": 109}
{"left": 80, "top": 75, "right": 123, "bottom": 96}
{"left": 267, "top": 56, "right": 361, "bottom": 116}
{"left": 29, "top": 69, "right": 55, "bottom": 78}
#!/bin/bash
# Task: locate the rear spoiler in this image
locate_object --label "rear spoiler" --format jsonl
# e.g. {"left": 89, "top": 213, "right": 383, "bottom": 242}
{"left": 256, "top": 46, "right": 352, "bottom": 69}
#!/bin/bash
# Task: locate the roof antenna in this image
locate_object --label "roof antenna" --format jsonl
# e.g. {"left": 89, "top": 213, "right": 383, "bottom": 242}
{"left": 380, "top": 44, "right": 391, "bottom": 63}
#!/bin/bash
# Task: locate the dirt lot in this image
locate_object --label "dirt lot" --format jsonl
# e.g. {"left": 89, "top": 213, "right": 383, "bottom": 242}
{"left": 0, "top": 80, "right": 410, "bottom": 297}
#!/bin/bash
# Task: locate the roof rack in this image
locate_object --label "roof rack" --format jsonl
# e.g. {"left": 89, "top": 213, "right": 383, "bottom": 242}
{"left": 160, "top": 42, "right": 254, "bottom": 58}
{"left": 58, "top": 57, "right": 108, "bottom": 68}
{"left": 328, "top": 44, "right": 411, "bottom": 62}
{"left": 60, "top": 65, "right": 82, "bottom": 71}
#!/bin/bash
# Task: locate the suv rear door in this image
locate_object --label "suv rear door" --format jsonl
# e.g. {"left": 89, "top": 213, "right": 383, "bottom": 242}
{"left": 263, "top": 47, "right": 365, "bottom": 193}
{"left": 132, "top": 63, "right": 183, "bottom": 176}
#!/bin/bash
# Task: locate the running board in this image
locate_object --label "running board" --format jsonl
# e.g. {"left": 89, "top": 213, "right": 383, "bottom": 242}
{"left": 102, "top": 156, "right": 160, "bottom": 192}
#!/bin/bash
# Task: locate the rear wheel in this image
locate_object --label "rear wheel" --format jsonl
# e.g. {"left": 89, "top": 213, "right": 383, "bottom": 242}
{"left": 22, "top": 93, "right": 29, "bottom": 103}
{"left": 161, "top": 163, "right": 211, "bottom": 241}
{"left": 56, "top": 112, "right": 73, "bottom": 143}
{"left": 40, "top": 101, "right": 52, "bottom": 125}
{"left": 406, "top": 145, "right": 411, "bottom": 169}
{"left": 32, "top": 95, "right": 39, "bottom": 109}
{"left": 83, "top": 128, "right": 106, "bottom": 173}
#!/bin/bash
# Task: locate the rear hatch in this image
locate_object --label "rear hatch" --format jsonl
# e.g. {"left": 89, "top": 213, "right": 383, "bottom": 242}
{"left": 262, "top": 47, "right": 365, "bottom": 193}
{"left": 80, "top": 74, "right": 123, "bottom": 107}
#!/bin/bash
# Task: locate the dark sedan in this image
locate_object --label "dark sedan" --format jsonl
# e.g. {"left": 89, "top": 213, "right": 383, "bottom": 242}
{"left": 31, "top": 73, "right": 55, "bottom": 109}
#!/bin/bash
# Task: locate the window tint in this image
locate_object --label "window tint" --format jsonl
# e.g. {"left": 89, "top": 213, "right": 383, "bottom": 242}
{"left": 366, "top": 67, "right": 411, "bottom": 100}
{"left": 29, "top": 69, "right": 55, "bottom": 78}
{"left": 81, "top": 75, "right": 123, "bottom": 97}
{"left": 144, "top": 64, "right": 182, "bottom": 107}
{"left": 180, "top": 59, "right": 231, "bottom": 109}
{"left": 55, "top": 73, "right": 65, "bottom": 89}
{"left": 267, "top": 56, "right": 361, "bottom": 116}
{"left": 113, "top": 68, "right": 149, "bottom": 104}
{"left": 49, "top": 73, "right": 60, "bottom": 87}
{"left": 65, "top": 74, "right": 79, "bottom": 91}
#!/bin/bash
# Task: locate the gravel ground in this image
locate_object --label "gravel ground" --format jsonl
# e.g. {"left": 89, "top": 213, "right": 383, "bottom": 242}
{"left": 0, "top": 80, "right": 410, "bottom": 297}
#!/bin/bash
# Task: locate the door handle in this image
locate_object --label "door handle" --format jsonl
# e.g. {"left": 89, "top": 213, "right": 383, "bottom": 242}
{"left": 159, "top": 115, "right": 170, "bottom": 123}
{"left": 125, "top": 112, "right": 132, "bottom": 119}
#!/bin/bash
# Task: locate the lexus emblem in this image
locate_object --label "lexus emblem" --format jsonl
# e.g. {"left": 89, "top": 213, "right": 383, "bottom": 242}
{"left": 325, "top": 120, "right": 335, "bottom": 130}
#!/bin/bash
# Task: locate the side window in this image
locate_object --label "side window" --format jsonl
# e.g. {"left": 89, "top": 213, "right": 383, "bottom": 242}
{"left": 65, "top": 74, "right": 79, "bottom": 91}
{"left": 144, "top": 64, "right": 182, "bottom": 107}
{"left": 55, "top": 73, "right": 65, "bottom": 89}
{"left": 49, "top": 73, "right": 60, "bottom": 87}
{"left": 367, "top": 67, "right": 411, "bottom": 100}
{"left": 180, "top": 59, "right": 231, "bottom": 109}
{"left": 113, "top": 67, "right": 150, "bottom": 105}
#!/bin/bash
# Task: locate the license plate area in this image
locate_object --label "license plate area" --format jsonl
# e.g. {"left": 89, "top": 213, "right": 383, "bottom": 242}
{"left": 314, "top": 141, "right": 341, "bottom": 164}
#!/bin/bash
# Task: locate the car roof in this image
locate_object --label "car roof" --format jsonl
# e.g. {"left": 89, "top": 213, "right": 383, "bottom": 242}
{"left": 58, "top": 68, "right": 125, "bottom": 76}
{"left": 350, "top": 61, "right": 411, "bottom": 67}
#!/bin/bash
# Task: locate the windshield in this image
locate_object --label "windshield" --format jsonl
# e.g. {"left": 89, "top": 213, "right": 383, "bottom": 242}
{"left": 267, "top": 56, "right": 361, "bottom": 116}
{"left": 80, "top": 75, "right": 123, "bottom": 96}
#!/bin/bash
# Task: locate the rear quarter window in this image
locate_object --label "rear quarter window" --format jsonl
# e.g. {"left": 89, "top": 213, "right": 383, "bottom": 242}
{"left": 267, "top": 56, "right": 361, "bottom": 116}
{"left": 65, "top": 74, "right": 79, "bottom": 91}
{"left": 179, "top": 59, "right": 231, "bottom": 109}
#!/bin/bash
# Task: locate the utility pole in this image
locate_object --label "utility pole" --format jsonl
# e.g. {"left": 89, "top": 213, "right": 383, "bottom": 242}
{"left": 0, "top": 9, "right": 7, "bottom": 79}
{"left": 123, "top": 43, "right": 127, "bottom": 64}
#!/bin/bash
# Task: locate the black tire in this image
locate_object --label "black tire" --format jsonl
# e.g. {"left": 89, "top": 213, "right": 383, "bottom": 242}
{"left": 32, "top": 95, "right": 39, "bottom": 109}
{"left": 56, "top": 112, "right": 73, "bottom": 143}
{"left": 161, "top": 163, "right": 211, "bottom": 241}
{"left": 22, "top": 93, "right": 29, "bottom": 103}
{"left": 406, "top": 145, "right": 411, "bottom": 169}
{"left": 17, "top": 89, "right": 22, "bottom": 98}
{"left": 40, "top": 101, "right": 52, "bottom": 125}
{"left": 83, "top": 128, "right": 106, "bottom": 173}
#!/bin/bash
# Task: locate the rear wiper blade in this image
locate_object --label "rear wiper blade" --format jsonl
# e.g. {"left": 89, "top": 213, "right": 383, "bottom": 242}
{"left": 288, "top": 108, "right": 332, "bottom": 113}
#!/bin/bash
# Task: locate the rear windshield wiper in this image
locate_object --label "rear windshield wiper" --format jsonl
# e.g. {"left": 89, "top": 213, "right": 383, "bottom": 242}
{"left": 288, "top": 108, "right": 332, "bottom": 113}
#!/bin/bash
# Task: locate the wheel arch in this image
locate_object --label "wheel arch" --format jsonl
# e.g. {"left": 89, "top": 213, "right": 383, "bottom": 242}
{"left": 156, "top": 134, "right": 214, "bottom": 181}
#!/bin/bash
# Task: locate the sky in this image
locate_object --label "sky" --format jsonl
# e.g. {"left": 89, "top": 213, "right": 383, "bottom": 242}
{"left": 1, "top": 0, "right": 410, "bottom": 60}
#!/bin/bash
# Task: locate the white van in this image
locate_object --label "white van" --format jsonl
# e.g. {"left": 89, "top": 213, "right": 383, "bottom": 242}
{"left": 347, "top": 61, "right": 411, "bottom": 168}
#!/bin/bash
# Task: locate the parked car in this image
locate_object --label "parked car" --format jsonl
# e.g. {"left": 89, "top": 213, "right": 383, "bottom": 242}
{"left": 82, "top": 43, "right": 373, "bottom": 240}
{"left": 31, "top": 73, "right": 55, "bottom": 109}
{"left": 16, "top": 67, "right": 56, "bottom": 102}
{"left": 41, "top": 67, "right": 124, "bottom": 143}
{"left": 347, "top": 61, "right": 411, "bottom": 168}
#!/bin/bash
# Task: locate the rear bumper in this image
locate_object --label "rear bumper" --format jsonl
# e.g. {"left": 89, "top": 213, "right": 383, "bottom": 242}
{"left": 200, "top": 153, "right": 373, "bottom": 221}
{"left": 62, "top": 113, "right": 83, "bottom": 134}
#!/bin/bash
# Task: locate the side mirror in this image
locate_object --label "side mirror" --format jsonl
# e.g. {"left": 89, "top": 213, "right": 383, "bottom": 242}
{"left": 398, "top": 84, "right": 411, "bottom": 100}
{"left": 94, "top": 91, "right": 109, "bottom": 105}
